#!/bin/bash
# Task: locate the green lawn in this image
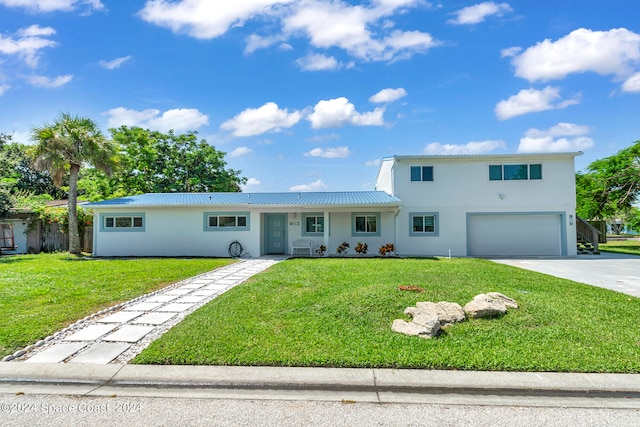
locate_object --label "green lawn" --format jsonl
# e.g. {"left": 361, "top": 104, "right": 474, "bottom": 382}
{"left": 0, "top": 253, "right": 234, "bottom": 357}
{"left": 134, "top": 258, "right": 640, "bottom": 373}
{"left": 600, "top": 239, "right": 640, "bottom": 255}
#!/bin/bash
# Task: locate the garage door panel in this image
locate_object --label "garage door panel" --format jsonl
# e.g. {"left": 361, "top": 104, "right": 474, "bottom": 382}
{"left": 468, "top": 214, "right": 562, "bottom": 256}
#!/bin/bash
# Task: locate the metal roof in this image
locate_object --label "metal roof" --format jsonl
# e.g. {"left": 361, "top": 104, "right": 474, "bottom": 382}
{"left": 389, "top": 152, "right": 583, "bottom": 161}
{"left": 86, "top": 191, "right": 402, "bottom": 208}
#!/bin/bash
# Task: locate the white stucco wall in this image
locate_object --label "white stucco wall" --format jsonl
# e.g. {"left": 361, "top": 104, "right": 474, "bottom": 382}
{"left": 385, "top": 154, "right": 578, "bottom": 257}
{"left": 93, "top": 207, "right": 262, "bottom": 257}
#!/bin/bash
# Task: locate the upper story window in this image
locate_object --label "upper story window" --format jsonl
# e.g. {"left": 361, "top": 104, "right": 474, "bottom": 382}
{"left": 101, "top": 213, "right": 145, "bottom": 232}
{"left": 410, "top": 166, "right": 433, "bottom": 182}
{"left": 303, "top": 214, "right": 324, "bottom": 235}
{"left": 204, "top": 212, "right": 250, "bottom": 231}
{"left": 489, "top": 164, "right": 542, "bottom": 181}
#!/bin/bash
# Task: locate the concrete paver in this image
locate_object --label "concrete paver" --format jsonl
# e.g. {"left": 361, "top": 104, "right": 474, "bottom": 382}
{"left": 23, "top": 343, "right": 87, "bottom": 363}
{"left": 102, "top": 325, "right": 155, "bottom": 343}
{"left": 131, "top": 312, "right": 176, "bottom": 325}
{"left": 69, "top": 343, "right": 131, "bottom": 364}
{"left": 174, "top": 295, "right": 208, "bottom": 303}
{"left": 123, "top": 302, "right": 163, "bottom": 311}
{"left": 96, "top": 311, "right": 144, "bottom": 324}
{"left": 62, "top": 324, "right": 117, "bottom": 341}
{"left": 156, "top": 303, "right": 194, "bottom": 312}
{"left": 145, "top": 295, "right": 178, "bottom": 303}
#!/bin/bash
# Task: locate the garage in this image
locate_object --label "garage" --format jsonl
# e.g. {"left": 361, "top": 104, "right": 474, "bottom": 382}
{"left": 467, "top": 213, "right": 564, "bottom": 256}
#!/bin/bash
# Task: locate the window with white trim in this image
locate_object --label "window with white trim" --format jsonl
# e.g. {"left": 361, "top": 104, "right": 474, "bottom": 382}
{"left": 352, "top": 213, "right": 380, "bottom": 236}
{"left": 101, "top": 214, "right": 145, "bottom": 232}
{"left": 410, "top": 165, "right": 434, "bottom": 182}
{"left": 409, "top": 212, "right": 439, "bottom": 236}
{"left": 303, "top": 214, "right": 324, "bottom": 235}
{"left": 204, "top": 212, "right": 249, "bottom": 231}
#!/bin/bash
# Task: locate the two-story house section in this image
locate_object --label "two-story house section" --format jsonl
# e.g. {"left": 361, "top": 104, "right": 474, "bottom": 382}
{"left": 375, "top": 152, "right": 581, "bottom": 257}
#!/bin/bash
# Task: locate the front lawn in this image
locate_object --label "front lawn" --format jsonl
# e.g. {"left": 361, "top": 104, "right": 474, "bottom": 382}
{"left": 600, "top": 239, "right": 640, "bottom": 255}
{"left": 134, "top": 258, "right": 640, "bottom": 373}
{"left": 0, "top": 253, "right": 234, "bottom": 357}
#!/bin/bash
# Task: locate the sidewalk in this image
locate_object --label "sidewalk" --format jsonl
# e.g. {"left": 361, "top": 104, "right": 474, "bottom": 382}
{"left": 3, "top": 258, "right": 282, "bottom": 364}
{"left": 1, "top": 363, "right": 640, "bottom": 407}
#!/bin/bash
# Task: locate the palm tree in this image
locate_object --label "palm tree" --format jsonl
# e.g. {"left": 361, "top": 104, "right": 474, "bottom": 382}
{"left": 31, "top": 113, "right": 116, "bottom": 254}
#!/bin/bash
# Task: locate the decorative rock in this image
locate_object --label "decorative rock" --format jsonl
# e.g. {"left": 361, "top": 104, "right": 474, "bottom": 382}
{"left": 391, "top": 317, "right": 440, "bottom": 339}
{"left": 463, "top": 294, "right": 507, "bottom": 319}
{"left": 487, "top": 292, "right": 518, "bottom": 309}
{"left": 416, "top": 301, "right": 466, "bottom": 325}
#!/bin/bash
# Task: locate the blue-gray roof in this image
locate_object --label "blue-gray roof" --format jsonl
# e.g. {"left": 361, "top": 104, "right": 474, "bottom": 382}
{"left": 86, "top": 191, "right": 401, "bottom": 208}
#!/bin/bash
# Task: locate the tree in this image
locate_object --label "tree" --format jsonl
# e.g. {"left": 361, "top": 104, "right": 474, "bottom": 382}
{"left": 30, "top": 114, "right": 117, "bottom": 254}
{"left": 78, "top": 127, "right": 245, "bottom": 200}
{"left": 576, "top": 140, "right": 640, "bottom": 222}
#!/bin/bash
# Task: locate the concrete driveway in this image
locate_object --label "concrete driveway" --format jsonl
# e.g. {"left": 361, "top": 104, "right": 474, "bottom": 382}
{"left": 490, "top": 252, "right": 640, "bottom": 298}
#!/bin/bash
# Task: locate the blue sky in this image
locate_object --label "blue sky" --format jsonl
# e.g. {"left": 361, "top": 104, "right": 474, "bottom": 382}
{"left": 0, "top": 1, "right": 639, "bottom": 192}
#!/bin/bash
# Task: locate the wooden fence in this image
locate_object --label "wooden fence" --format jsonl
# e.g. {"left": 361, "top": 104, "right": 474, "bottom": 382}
{"left": 29, "top": 222, "right": 93, "bottom": 253}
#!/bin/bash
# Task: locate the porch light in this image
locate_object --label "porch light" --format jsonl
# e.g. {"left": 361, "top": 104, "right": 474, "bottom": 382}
{"left": 569, "top": 214, "right": 573, "bottom": 225}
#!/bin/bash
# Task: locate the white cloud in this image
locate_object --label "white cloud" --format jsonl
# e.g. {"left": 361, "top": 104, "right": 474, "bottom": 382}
{"left": 245, "top": 177, "right": 261, "bottom": 186}
{"left": 369, "top": 87, "right": 407, "bottom": 103}
{"left": 289, "top": 179, "right": 328, "bottom": 192}
{"left": 103, "top": 107, "right": 209, "bottom": 132}
{"left": 139, "top": 0, "right": 439, "bottom": 63}
{"left": 0, "top": 84, "right": 10, "bottom": 96}
{"left": 295, "top": 53, "right": 340, "bottom": 71}
{"left": 304, "top": 146, "right": 351, "bottom": 158}
{"left": 305, "top": 133, "right": 340, "bottom": 143}
{"left": 307, "top": 97, "right": 385, "bottom": 128}
{"left": 241, "top": 177, "right": 261, "bottom": 191}
{"left": 228, "top": 146, "right": 253, "bottom": 158}
{"left": 0, "top": 0, "right": 104, "bottom": 12}
{"left": 423, "top": 140, "right": 506, "bottom": 155}
{"left": 26, "top": 74, "right": 73, "bottom": 88}
{"left": 284, "top": 1, "right": 439, "bottom": 63}
{"left": 0, "top": 25, "right": 57, "bottom": 67}
{"left": 138, "top": 0, "right": 294, "bottom": 40}
{"left": 500, "top": 46, "right": 521, "bottom": 58}
{"left": 510, "top": 28, "right": 640, "bottom": 83}
{"left": 517, "top": 123, "right": 594, "bottom": 153}
{"left": 448, "top": 1, "right": 512, "bottom": 25}
{"left": 495, "top": 86, "right": 579, "bottom": 120}
{"left": 99, "top": 56, "right": 132, "bottom": 70}
{"left": 622, "top": 72, "right": 640, "bottom": 92}
{"left": 365, "top": 159, "right": 381, "bottom": 167}
{"left": 220, "top": 102, "right": 302, "bottom": 137}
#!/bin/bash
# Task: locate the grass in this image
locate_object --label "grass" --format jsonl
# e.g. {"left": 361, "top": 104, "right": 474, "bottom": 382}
{"left": 600, "top": 239, "right": 640, "bottom": 255}
{"left": 0, "top": 253, "right": 234, "bottom": 357}
{"left": 134, "top": 258, "right": 640, "bottom": 373}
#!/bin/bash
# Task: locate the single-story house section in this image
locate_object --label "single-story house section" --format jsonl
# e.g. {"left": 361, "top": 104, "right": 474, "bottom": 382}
{"left": 87, "top": 192, "right": 402, "bottom": 257}
{"left": 87, "top": 152, "right": 582, "bottom": 258}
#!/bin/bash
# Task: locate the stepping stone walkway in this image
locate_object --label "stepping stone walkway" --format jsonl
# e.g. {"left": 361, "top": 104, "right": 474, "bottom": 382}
{"left": 6, "top": 258, "right": 282, "bottom": 365}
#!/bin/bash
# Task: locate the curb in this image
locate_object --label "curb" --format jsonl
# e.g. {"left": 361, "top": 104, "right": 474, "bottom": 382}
{"left": 2, "top": 364, "right": 640, "bottom": 400}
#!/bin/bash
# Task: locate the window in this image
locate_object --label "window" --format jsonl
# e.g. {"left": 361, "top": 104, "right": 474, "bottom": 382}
{"left": 101, "top": 214, "right": 145, "bottom": 232}
{"left": 204, "top": 212, "right": 250, "bottom": 231}
{"left": 303, "top": 214, "right": 324, "bottom": 235}
{"left": 530, "top": 164, "right": 542, "bottom": 180}
{"left": 409, "top": 213, "right": 439, "bottom": 236}
{"left": 410, "top": 166, "right": 434, "bottom": 182}
{"left": 489, "top": 164, "right": 542, "bottom": 181}
{"left": 352, "top": 213, "right": 380, "bottom": 236}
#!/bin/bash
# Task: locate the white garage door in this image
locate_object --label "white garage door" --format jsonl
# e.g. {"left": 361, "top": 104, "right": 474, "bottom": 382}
{"left": 468, "top": 214, "right": 563, "bottom": 256}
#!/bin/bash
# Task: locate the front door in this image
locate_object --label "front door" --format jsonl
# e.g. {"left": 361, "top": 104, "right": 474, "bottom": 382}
{"left": 265, "top": 214, "right": 286, "bottom": 254}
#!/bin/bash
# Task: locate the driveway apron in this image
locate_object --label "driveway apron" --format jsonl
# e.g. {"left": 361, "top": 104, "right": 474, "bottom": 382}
{"left": 5, "top": 258, "right": 283, "bottom": 364}
{"left": 490, "top": 252, "right": 640, "bottom": 298}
